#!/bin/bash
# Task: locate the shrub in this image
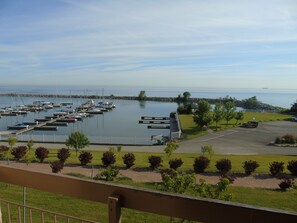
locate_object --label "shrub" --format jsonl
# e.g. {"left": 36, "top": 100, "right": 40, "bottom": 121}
{"left": 57, "top": 148, "right": 71, "bottom": 163}
{"left": 160, "top": 168, "right": 177, "bottom": 180}
{"left": 269, "top": 161, "right": 285, "bottom": 177}
{"left": 35, "top": 147, "right": 49, "bottom": 163}
{"left": 287, "top": 160, "right": 297, "bottom": 176}
{"left": 50, "top": 161, "right": 64, "bottom": 173}
{"left": 193, "top": 156, "right": 210, "bottom": 173}
{"left": 274, "top": 137, "right": 282, "bottom": 144}
{"left": 243, "top": 160, "right": 259, "bottom": 175}
{"left": 148, "top": 155, "right": 163, "bottom": 170}
{"left": 169, "top": 158, "right": 183, "bottom": 170}
{"left": 0, "top": 145, "right": 9, "bottom": 159}
{"left": 282, "top": 134, "right": 296, "bottom": 144}
{"left": 279, "top": 178, "right": 294, "bottom": 191}
{"left": 78, "top": 151, "right": 93, "bottom": 165}
{"left": 11, "top": 146, "right": 28, "bottom": 161}
{"left": 95, "top": 167, "right": 119, "bottom": 181}
{"left": 215, "top": 159, "right": 232, "bottom": 176}
{"left": 101, "top": 151, "right": 116, "bottom": 167}
{"left": 122, "top": 153, "right": 135, "bottom": 168}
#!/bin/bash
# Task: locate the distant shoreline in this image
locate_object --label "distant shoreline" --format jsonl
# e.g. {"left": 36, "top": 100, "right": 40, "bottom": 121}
{"left": 0, "top": 93, "right": 285, "bottom": 111}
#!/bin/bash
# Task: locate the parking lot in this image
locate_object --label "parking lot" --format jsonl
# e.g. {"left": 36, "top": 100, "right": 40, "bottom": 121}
{"left": 178, "top": 121, "right": 297, "bottom": 155}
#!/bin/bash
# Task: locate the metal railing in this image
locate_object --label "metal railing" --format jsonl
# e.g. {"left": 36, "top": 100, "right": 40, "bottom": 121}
{"left": 0, "top": 164, "right": 296, "bottom": 223}
{"left": 0, "top": 199, "right": 99, "bottom": 223}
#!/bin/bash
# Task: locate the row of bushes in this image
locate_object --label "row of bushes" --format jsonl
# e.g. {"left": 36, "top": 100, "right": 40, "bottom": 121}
{"left": 149, "top": 155, "right": 297, "bottom": 177}
{"left": 1, "top": 145, "right": 297, "bottom": 177}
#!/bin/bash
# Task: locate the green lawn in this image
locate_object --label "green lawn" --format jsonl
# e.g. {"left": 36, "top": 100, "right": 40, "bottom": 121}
{"left": 179, "top": 112, "right": 293, "bottom": 139}
{"left": 5, "top": 148, "right": 297, "bottom": 175}
{"left": 0, "top": 179, "right": 296, "bottom": 223}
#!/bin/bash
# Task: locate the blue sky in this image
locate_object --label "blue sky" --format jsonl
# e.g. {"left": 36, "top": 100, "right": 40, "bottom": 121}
{"left": 0, "top": 0, "right": 297, "bottom": 89}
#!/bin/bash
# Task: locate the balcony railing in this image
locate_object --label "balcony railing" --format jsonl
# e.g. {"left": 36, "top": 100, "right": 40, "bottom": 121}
{"left": 0, "top": 198, "right": 99, "bottom": 223}
{"left": 0, "top": 164, "right": 296, "bottom": 223}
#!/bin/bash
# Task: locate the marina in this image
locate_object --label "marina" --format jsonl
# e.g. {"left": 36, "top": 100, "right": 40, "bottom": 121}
{"left": 0, "top": 96, "right": 177, "bottom": 145}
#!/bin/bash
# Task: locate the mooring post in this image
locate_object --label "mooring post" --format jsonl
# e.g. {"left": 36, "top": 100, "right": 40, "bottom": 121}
{"left": 108, "top": 194, "right": 121, "bottom": 223}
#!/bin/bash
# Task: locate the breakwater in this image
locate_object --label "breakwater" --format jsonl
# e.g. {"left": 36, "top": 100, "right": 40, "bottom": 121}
{"left": 0, "top": 93, "right": 283, "bottom": 111}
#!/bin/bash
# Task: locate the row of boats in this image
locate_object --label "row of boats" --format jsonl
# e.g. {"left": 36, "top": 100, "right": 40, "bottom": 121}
{"left": 0, "top": 100, "right": 116, "bottom": 117}
{"left": 3, "top": 100, "right": 116, "bottom": 131}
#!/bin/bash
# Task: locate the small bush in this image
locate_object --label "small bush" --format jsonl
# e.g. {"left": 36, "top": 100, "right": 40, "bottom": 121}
{"left": 101, "top": 151, "right": 116, "bottom": 167}
{"left": 193, "top": 156, "right": 210, "bottom": 173}
{"left": 35, "top": 147, "right": 49, "bottom": 163}
{"left": 243, "top": 160, "right": 259, "bottom": 175}
{"left": 169, "top": 158, "right": 184, "bottom": 170}
{"left": 274, "top": 137, "right": 282, "bottom": 144}
{"left": 279, "top": 178, "right": 294, "bottom": 191}
{"left": 11, "top": 146, "right": 28, "bottom": 161}
{"left": 57, "top": 148, "right": 71, "bottom": 163}
{"left": 269, "top": 161, "right": 284, "bottom": 177}
{"left": 287, "top": 160, "right": 297, "bottom": 176}
{"left": 160, "top": 168, "right": 177, "bottom": 180}
{"left": 50, "top": 161, "right": 64, "bottom": 173}
{"left": 0, "top": 145, "right": 9, "bottom": 159}
{"left": 78, "top": 151, "right": 93, "bottom": 165}
{"left": 148, "top": 155, "right": 163, "bottom": 170}
{"left": 95, "top": 167, "right": 119, "bottom": 181}
{"left": 122, "top": 153, "right": 135, "bottom": 168}
{"left": 282, "top": 134, "right": 296, "bottom": 144}
{"left": 215, "top": 159, "right": 232, "bottom": 176}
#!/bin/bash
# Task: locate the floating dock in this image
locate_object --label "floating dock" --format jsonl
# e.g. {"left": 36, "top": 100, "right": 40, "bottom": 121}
{"left": 46, "top": 122, "right": 68, "bottom": 126}
{"left": 34, "top": 126, "right": 58, "bottom": 131}
{"left": 139, "top": 120, "right": 170, "bottom": 124}
{"left": 141, "top": 116, "right": 170, "bottom": 120}
{"left": 147, "top": 125, "right": 170, "bottom": 129}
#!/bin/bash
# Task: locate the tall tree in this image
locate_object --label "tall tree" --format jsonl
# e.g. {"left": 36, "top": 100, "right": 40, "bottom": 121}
{"left": 242, "top": 96, "right": 260, "bottom": 109}
{"left": 137, "top": 90, "right": 147, "bottom": 101}
{"left": 8, "top": 137, "right": 17, "bottom": 149}
{"left": 65, "top": 132, "right": 90, "bottom": 156}
{"left": 193, "top": 100, "right": 212, "bottom": 128}
{"left": 213, "top": 103, "right": 225, "bottom": 128}
{"left": 183, "top": 91, "right": 191, "bottom": 102}
{"left": 224, "top": 101, "right": 236, "bottom": 124}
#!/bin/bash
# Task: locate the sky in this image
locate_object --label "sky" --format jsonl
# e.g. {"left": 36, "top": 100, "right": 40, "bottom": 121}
{"left": 0, "top": 0, "right": 297, "bottom": 89}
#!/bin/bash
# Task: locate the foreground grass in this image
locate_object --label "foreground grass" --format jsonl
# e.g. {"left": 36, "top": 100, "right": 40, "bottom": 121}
{"left": 0, "top": 179, "right": 296, "bottom": 223}
{"left": 179, "top": 112, "right": 293, "bottom": 139}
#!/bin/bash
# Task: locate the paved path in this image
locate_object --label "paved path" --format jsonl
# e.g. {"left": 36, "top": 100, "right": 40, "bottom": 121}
{"left": 1, "top": 121, "right": 297, "bottom": 155}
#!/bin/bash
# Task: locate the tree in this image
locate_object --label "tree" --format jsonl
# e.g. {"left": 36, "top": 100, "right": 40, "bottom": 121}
{"left": 137, "top": 90, "right": 147, "bottom": 101}
{"left": 27, "top": 140, "right": 34, "bottom": 150}
{"left": 193, "top": 100, "right": 212, "bottom": 128}
{"left": 224, "top": 101, "right": 236, "bottom": 124}
{"left": 235, "top": 111, "right": 244, "bottom": 125}
{"left": 8, "top": 137, "right": 17, "bottom": 149}
{"left": 65, "top": 132, "right": 90, "bottom": 156}
{"left": 290, "top": 100, "right": 297, "bottom": 113}
{"left": 183, "top": 91, "right": 191, "bottom": 102}
{"left": 164, "top": 142, "right": 179, "bottom": 159}
{"left": 242, "top": 96, "right": 260, "bottom": 109}
{"left": 213, "top": 103, "right": 225, "bottom": 128}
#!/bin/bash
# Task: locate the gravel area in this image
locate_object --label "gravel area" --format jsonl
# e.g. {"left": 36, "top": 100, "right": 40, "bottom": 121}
{"left": 1, "top": 161, "right": 293, "bottom": 189}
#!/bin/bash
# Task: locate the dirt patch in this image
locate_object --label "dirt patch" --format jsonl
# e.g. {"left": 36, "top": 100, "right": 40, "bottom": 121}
{"left": 1, "top": 161, "right": 294, "bottom": 189}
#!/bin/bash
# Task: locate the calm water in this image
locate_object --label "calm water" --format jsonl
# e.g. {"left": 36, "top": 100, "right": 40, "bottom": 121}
{"left": 0, "top": 85, "right": 297, "bottom": 108}
{"left": 0, "top": 96, "right": 177, "bottom": 145}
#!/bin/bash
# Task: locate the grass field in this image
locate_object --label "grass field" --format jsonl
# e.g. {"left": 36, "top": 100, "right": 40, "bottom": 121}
{"left": 4, "top": 149, "right": 297, "bottom": 174}
{"left": 0, "top": 179, "right": 296, "bottom": 223}
{"left": 179, "top": 112, "right": 293, "bottom": 139}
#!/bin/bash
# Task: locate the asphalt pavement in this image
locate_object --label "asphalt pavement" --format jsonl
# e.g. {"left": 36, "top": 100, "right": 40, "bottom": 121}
{"left": 1, "top": 121, "right": 297, "bottom": 155}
